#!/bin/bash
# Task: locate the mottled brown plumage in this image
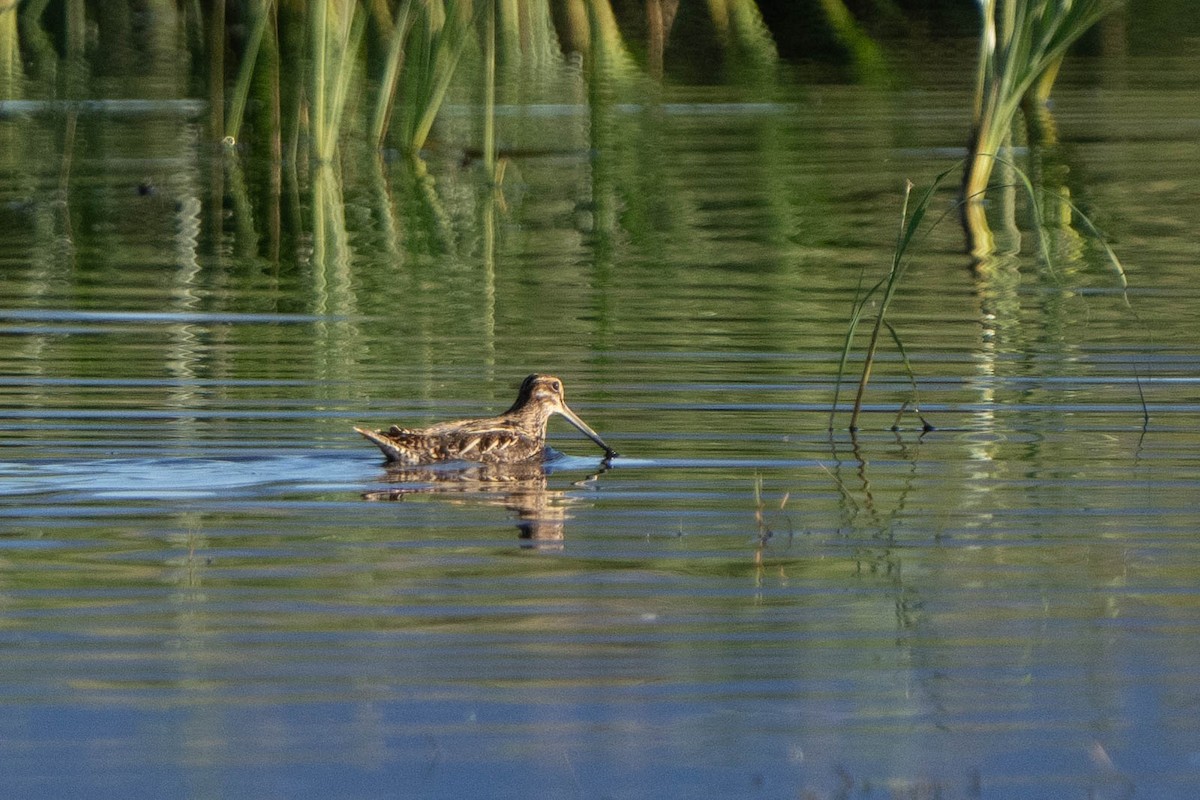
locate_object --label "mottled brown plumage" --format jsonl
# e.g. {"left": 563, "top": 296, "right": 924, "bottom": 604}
{"left": 355, "top": 374, "right": 616, "bottom": 465}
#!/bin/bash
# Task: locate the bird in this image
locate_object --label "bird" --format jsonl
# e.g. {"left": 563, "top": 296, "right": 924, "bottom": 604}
{"left": 355, "top": 374, "right": 617, "bottom": 465}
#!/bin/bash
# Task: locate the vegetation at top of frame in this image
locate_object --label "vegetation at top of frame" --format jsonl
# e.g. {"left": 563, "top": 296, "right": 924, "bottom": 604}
{"left": 0, "top": 1, "right": 1142, "bottom": 266}
{"left": 960, "top": 0, "right": 1122, "bottom": 258}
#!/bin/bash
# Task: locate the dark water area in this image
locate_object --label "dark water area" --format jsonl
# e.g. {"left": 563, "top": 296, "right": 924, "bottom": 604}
{"left": 3, "top": 20, "right": 1200, "bottom": 800}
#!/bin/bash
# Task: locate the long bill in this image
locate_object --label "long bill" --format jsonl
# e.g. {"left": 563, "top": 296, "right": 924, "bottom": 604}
{"left": 556, "top": 404, "right": 618, "bottom": 459}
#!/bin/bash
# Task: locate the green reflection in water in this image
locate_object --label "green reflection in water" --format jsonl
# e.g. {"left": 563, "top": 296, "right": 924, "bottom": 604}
{"left": 2, "top": 14, "right": 1200, "bottom": 795}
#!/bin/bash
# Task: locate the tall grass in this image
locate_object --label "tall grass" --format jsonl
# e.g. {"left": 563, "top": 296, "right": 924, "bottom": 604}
{"left": 370, "top": 0, "right": 415, "bottom": 146}
{"left": 835, "top": 156, "right": 1130, "bottom": 432}
{"left": 707, "top": 0, "right": 778, "bottom": 69}
{"left": 482, "top": 0, "right": 496, "bottom": 181}
{"left": 312, "top": 1, "right": 366, "bottom": 164}
{"left": 962, "top": 0, "right": 1120, "bottom": 257}
{"left": 831, "top": 169, "right": 956, "bottom": 433}
{"left": 0, "top": 0, "right": 20, "bottom": 97}
{"left": 9, "top": 0, "right": 781, "bottom": 165}
{"left": 815, "top": 0, "right": 886, "bottom": 83}
{"left": 393, "top": 1, "right": 474, "bottom": 155}
{"left": 0, "top": 0, "right": 21, "bottom": 161}
{"left": 225, "top": 0, "right": 273, "bottom": 144}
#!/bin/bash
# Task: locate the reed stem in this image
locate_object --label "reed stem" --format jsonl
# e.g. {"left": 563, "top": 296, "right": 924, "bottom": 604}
{"left": 848, "top": 180, "right": 913, "bottom": 432}
{"left": 483, "top": 0, "right": 497, "bottom": 182}
{"left": 311, "top": 0, "right": 328, "bottom": 159}
{"left": 962, "top": 0, "right": 1118, "bottom": 257}
{"left": 225, "top": 0, "right": 273, "bottom": 143}
{"left": 371, "top": 0, "right": 414, "bottom": 146}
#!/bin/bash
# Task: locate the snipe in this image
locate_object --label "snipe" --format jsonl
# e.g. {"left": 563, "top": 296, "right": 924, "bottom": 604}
{"left": 355, "top": 374, "right": 617, "bottom": 465}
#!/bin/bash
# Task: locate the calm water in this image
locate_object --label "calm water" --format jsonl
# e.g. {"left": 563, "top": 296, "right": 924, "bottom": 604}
{"left": 3, "top": 34, "right": 1200, "bottom": 800}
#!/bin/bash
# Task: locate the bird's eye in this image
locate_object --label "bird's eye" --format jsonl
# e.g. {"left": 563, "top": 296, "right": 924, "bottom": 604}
{"left": 551, "top": 381, "right": 561, "bottom": 392}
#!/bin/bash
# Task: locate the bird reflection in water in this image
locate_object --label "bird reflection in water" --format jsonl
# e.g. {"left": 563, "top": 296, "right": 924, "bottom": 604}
{"left": 362, "top": 457, "right": 608, "bottom": 548}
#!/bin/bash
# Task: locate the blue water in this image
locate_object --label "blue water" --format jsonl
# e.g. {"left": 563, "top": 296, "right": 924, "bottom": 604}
{"left": 5, "top": 33, "right": 1200, "bottom": 800}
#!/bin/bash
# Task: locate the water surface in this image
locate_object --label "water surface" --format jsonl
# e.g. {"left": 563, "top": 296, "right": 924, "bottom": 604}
{"left": 3, "top": 38, "right": 1200, "bottom": 800}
